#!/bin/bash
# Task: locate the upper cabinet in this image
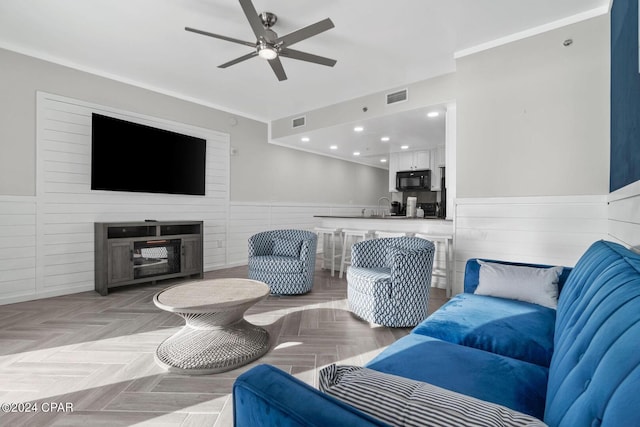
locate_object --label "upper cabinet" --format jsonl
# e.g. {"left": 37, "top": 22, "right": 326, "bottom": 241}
{"left": 397, "top": 150, "right": 430, "bottom": 171}
{"left": 389, "top": 146, "right": 446, "bottom": 192}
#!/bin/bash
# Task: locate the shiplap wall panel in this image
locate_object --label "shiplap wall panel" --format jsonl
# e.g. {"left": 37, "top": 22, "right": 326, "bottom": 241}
{"left": 608, "top": 180, "right": 640, "bottom": 247}
{"left": 0, "top": 197, "right": 37, "bottom": 301}
{"left": 453, "top": 196, "right": 608, "bottom": 295}
{"left": 17, "top": 92, "right": 231, "bottom": 304}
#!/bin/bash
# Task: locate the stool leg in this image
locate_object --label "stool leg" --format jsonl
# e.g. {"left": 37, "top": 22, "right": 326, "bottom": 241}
{"left": 339, "top": 234, "right": 349, "bottom": 279}
{"left": 330, "top": 234, "right": 336, "bottom": 277}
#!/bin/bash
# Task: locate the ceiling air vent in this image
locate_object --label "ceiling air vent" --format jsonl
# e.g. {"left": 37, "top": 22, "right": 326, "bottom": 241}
{"left": 386, "top": 89, "right": 408, "bottom": 105}
{"left": 292, "top": 116, "right": 306, "bottom": 128}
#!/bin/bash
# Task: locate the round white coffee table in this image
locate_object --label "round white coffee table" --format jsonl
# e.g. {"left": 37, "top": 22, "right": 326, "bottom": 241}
{"left": 153, "top": 278, "right": 270, "bottom": 375}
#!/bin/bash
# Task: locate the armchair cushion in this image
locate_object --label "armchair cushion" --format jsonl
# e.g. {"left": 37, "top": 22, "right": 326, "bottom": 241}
{"left": 319, "top": 364, "right": 546, "bottom": 427}
{"left": 272, "top": 238, "right": 302, "bottom": 258}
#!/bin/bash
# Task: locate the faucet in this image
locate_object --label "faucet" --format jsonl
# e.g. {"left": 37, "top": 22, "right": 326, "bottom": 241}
{"left": 377, "top": 197, "right": 391, "bottom": 217}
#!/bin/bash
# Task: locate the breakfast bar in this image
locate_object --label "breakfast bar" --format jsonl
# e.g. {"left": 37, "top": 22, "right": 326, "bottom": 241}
{"left": 314, "top": 215, "right": 454, "bottom": 297}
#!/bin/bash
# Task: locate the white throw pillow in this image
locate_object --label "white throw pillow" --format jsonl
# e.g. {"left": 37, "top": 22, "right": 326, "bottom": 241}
{"left": 475, "top": 261, "right": 563, "bottom": 309}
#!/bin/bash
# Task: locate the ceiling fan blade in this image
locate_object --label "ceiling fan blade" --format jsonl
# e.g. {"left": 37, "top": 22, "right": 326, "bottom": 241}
{"left": 218, "top": 51, "right": 258, "bottom": 68}
{"left": 280, "top": 48, "right": 336, "bottom": 67}
{"left": 239, "top": 0, "right": 267, "bottom": 39}
{"left": 275, "top": 18, "right": 334, "bottom": 47}
{"left": 185, "top": 27, "right": 255, "bottom": 48}
{"left": 268, "top": 57, "right": 287, "bottom": 81}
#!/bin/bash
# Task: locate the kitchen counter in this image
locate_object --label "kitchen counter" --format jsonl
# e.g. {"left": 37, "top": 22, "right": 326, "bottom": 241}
{"left": 314, "top": 215, "right": 449, "bottom": 220}
{"left": 315, "top": 215, "right": 454, "bottom": 296}
{"left": 315, "top": 215, "right": 453, "bottom": 238}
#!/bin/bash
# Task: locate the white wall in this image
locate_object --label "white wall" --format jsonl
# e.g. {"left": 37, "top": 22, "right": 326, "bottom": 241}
{"left": 450, "top": 14, "right": 611, "bottom": 290}
{"left": 271, "top": 73, "right": 456, "bottom": 139}
{"left": 453, "top": 196, "right": 608, "bottom": 294}
{"left": 456, "top": 15, "right": 610, "bottom": 198}
{"left": 0, "top": 47, "right": 388, "bottom": 204}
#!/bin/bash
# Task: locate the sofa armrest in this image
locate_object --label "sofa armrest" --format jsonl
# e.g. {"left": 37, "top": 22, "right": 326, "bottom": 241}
{"left": 464, "top": 258, "right": 573, "bottom": 294}
{"left": 233, "top": 364, "right": 388, "bottom": 427}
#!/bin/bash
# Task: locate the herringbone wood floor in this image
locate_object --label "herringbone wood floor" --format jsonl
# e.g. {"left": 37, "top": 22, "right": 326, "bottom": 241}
{"left": 0, "top": 260, "right": 447, "bottom": 427}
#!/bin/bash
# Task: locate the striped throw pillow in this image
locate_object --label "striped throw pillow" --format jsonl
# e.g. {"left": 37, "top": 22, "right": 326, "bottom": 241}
{"left": 319, "top": 365, "right": 547, "bottom": 427}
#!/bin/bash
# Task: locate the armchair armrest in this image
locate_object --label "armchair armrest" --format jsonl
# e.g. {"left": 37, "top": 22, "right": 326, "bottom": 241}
{"left": 389, "top": 246, "right": 435, "bottom": 292}
{"left": 233, "top": 364, "right": 388, "bottom": 427}
{"left": 299, "top": 239, "right": 313, "bottom": 261}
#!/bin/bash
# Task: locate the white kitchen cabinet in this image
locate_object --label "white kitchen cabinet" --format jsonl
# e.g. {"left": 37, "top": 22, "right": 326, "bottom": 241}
{"left": 397, "top": 150, "right": 430, "bottom": 171}
{"left": 388, "top": 153, "right": 400, "bottom": 192}
{"left": 430, "top": 145, "right": 446, "bottom": 191}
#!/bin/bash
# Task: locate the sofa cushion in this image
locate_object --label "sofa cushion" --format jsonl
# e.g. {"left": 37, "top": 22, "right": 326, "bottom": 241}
{"left": 272, "top": 238, "right": 302, "bottom": 258}
{"left": 248, "top": 255, "right": 304, "bottom": 274}
{"left": 475, "top": 261, "right": 563, "bottom": 309}
{"left": 545, "top": 242, "right": 640, "bottom": 427}
{"left": 412, "top": 293, "right": 556, "bottom": 367}
{"left": 366, "top": 333, "right": 549, "bottom": 419}
{"left": 319, "top": 364, "right": 547, "bottom": 427}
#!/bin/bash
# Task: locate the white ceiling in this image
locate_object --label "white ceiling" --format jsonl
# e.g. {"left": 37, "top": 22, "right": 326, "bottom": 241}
{"left": 271, "top": 104, "right": 448, "bottom": 169}
{"left": 0, "top": 0, "right": 608, "bottom": 166}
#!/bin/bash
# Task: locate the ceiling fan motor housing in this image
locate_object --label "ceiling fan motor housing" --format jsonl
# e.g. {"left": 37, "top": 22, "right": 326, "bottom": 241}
{"left": 259, "top": 12, "right": 277, "bottom": 28}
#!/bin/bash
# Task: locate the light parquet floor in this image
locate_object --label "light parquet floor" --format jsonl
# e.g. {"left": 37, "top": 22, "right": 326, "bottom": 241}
{"left": 0, "top": 261, "right": 448, "bottom": 427}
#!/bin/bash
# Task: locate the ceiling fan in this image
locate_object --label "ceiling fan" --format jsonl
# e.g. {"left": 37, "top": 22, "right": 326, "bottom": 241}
{"left": 185, "top": 0, "right": 336, "bottom": 81}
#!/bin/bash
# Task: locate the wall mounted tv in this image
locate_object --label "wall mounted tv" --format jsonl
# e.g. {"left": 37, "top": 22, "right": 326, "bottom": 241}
{"left": 91, "top": 113, "right": 206, "bottom": 196}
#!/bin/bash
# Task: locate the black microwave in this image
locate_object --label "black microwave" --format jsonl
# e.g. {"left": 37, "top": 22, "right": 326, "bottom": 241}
{"left": 396, "top": 169, "right": 431, "bottom": 191}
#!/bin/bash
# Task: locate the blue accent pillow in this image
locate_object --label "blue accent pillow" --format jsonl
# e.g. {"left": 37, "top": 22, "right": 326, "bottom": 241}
{"left": 272, "top": 238, "right": 302, "bottom": 258}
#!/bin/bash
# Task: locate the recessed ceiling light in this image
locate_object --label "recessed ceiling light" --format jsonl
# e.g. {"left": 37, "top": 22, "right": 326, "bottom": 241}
{"left": 400, "top": 145, "right": 409, "bottom": 150}
{"left": 380, "top": 158, "right": 387, "bottom": 163}
{"left": 329, "top": 145, "right": 338, "bottom": 150}
{"left": 353, "top": 151, "right": 360, "bottom": 156}
{"left": 354, "top": 126, "right": 364, "bottom": 132}
{"left": 427, "top": 111, "right": 439, "bottom": 118}
{"left": 380, "top": 136, "right": 390, "bottom": 142}
{"left": 301, "top": 137, "right": 310, "bottom": 142}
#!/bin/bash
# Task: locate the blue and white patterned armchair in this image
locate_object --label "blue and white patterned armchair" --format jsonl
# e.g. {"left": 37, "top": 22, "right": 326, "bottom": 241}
{"left": 248, "top": 229, "right": 318, "bottom": 295}
{"left": 347, "top": 237, "right": 435, "bottom": 327}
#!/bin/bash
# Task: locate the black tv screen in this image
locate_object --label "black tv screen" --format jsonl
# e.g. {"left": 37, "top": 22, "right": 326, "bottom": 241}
{"left": 91, "top": 113, "right": 206, "bottom": 196}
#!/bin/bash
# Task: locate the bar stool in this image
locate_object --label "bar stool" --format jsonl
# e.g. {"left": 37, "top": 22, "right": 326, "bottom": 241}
{"left": 414, "top": 233, "right": 454, "bottom": 298}
{"left": 340, "top": 229, "right": 372, "bottom": 279}
{"left": 314, "top": 227, "right": 342, "bottom": 276}
{"left": 373, "top": 231, "right": 414, "bottom": 239}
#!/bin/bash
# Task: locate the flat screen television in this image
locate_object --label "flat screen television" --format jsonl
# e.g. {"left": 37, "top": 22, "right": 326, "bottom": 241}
{"left": 91, "top": 113, "right": 206, "bottom": 196}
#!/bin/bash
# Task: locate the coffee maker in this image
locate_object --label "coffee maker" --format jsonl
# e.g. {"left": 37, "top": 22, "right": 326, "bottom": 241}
{"left": 390, "top": 201, "right": 402, "bottom": 216}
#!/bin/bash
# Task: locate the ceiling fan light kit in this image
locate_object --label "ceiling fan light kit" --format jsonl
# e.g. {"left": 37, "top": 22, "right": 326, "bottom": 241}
{"left": 185, "top": 0, "right": 336, "bottom": 81}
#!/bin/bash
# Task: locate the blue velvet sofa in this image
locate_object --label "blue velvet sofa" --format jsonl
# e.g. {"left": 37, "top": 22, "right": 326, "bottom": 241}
{"left": 233, "top": 240, "right": 640, "bottom": 426}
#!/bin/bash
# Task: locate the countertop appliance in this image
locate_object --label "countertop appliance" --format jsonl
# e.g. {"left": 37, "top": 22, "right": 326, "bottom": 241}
{"left": 421, "top": 203, "right": 437, "bottom": 217}
{"left": 396, "top": 169, "right": 431, "bottom": 191}
{"left": 390, "top": 201, "right": 402, "bottom": 215}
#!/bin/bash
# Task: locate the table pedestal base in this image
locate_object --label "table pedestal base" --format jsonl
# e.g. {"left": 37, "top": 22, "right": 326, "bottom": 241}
{"left": 155, "top": 318, "right": 269, "bottom": 375}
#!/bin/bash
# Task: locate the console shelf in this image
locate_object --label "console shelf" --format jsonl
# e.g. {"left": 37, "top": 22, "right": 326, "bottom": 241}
{"left": 95, "top": 221, "right": 204, "bottom": 295}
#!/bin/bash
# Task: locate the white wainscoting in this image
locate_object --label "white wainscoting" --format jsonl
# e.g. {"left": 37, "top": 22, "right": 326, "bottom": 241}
{"left": 453, "top": 195, "right": 609, "bottom": 295}
{"left": 0, "top": 196, "right": 37, "bottom": 303}
{"left": 608, "top": 180, "right": 640, "bottom": 249}
{"left": 11, "top": 92, "right": 231, "bottom": 306}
